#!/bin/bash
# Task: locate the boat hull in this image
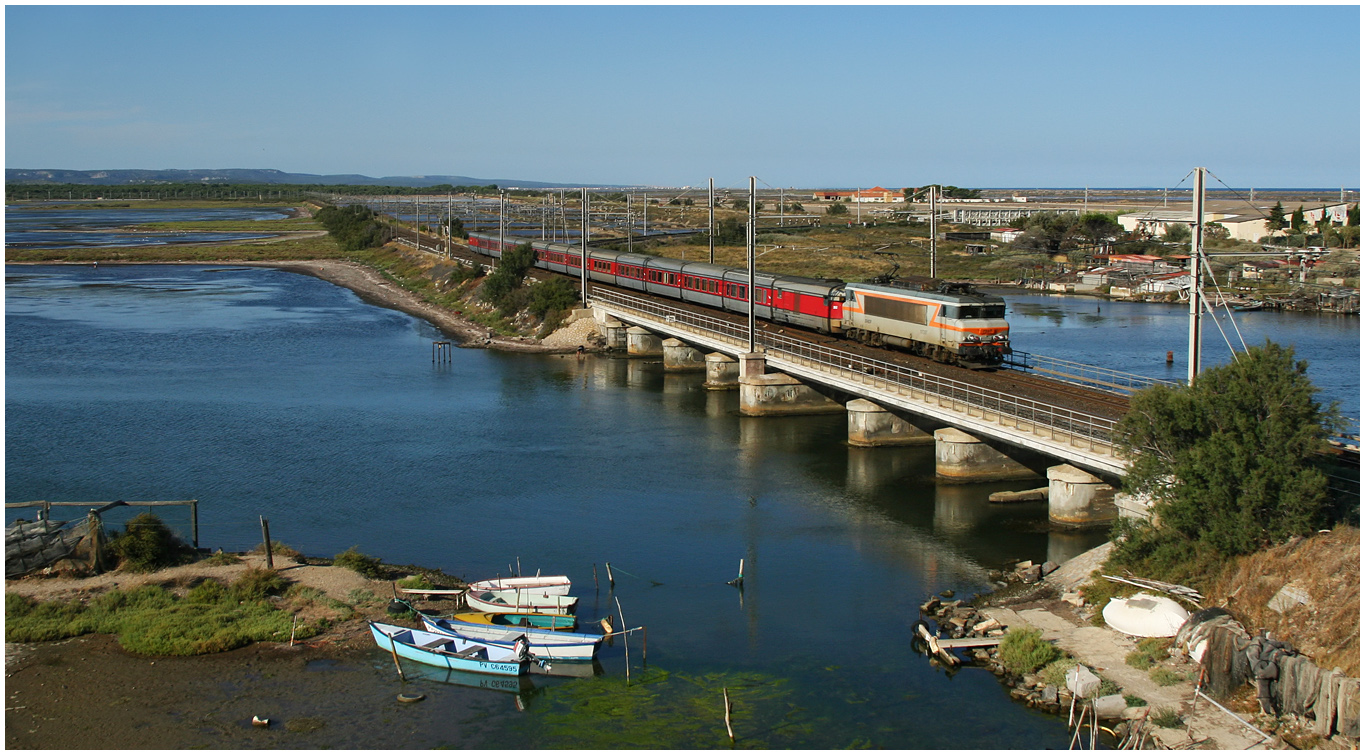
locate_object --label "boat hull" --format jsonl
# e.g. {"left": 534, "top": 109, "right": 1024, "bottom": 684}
{"left": 369, "top": 622, "right": 529, "bottom": 676}
{"left": 467, "top": 590, "right": 577, "bottom": 616}
{"left": 470, "top": 576, "right": 572, "bottom": 597}
{"left": 420, "top": 615, "right": 603, "bottom": 660}
{"left": 451, "top": 611, "right": 578, "bottom": 630}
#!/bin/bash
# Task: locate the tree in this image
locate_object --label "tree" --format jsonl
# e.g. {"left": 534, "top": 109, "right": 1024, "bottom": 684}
{"left": 1162, "top": 222, "right": 1190, "bottom": 244}
{"left": 826, "top": 201, "right": 848, "bottom": 216}
{"left": 1291, "top": 205, "right": 1306, "bottom": 232}
{"left": 1011, "top": 211, "right": 1080, "bottom": 252}
{"left": 447, "top": 215, "right": 465, "bottom": 239}
{"left": 1267, "top": 202, "right": 1287, "bottom": 234}
{"left": 1115, "top": 341, "right": 1337, "bottom": 559}
{"left": 1077, "top": 212, "right": 1123, "bottom": 247}
{"left": 1348, "top": 203, "right": 1359, "bottom": 227}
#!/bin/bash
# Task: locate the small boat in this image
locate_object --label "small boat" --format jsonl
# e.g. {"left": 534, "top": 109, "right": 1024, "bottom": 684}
{"left": 450, "top": 611, "right": 579, "bottom": 631}
{"left": 369, "top": 621, "right": 530, "bottom": 676}
{"left": 466, "top": 589, "right": 577, "bottom": 616}
{"left": 469, "top": 575, "right": 572, "bottom": 597}
{"left": 1101, "top": 593, "right": 1190, "bottom": 638}
{"left": 420, "top": 615, "right": 604, "bottom": 660}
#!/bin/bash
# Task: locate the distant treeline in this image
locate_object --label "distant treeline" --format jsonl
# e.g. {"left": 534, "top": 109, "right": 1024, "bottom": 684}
{"left": 315, "top": 204, "right": 393, "bottom": 251}
{"left": 5, "top": 182, "right": 527, "bottom": 202}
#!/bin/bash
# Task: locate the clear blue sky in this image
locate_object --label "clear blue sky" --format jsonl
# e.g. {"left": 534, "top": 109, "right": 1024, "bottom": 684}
{"left": 6, "top": 5, "right": 1360, "bottom": 189}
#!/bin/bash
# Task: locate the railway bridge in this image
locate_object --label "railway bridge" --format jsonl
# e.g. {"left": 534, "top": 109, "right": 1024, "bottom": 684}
{"left": 587, "top": 289, "right": 1155, "bottom": 528}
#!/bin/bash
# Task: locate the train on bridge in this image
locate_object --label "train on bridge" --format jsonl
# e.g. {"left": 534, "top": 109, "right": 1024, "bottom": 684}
{"left": 466, "top": 232, "right": 1011, "bottom": 367}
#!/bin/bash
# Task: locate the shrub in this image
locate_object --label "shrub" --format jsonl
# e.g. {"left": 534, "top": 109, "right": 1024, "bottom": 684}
{"left": 202, "top": 550, "right": 243, "bottom": 566}
{"left": 827, "top": 202, "right": 848, "bottom": 216}
{"left": 527, "top": 277, "right": 579, "bottom": 318}
{"left": 1125, "top": 650, "right": 1155, "bottom": 670}
{"left": 397, "top": 575, "right": 434, "bottom": 590}
{"left": 1040, "top": 656, "right": 1080, "bottom": 688}
{"left": 1150, "top": 707, "right": 1183, "bottom": 728}
{"left": 999, "top": 627, "right": 1061, "bottom": 675}
{"left": 1150, "top": 667, "right": 1184, "bottom": 687}
{"left": 186, "top": 579, "right": 230, "bottom": 604}
{"left": 253, "top": 541, "right": 302, "bottom": 560}
{"left": 230, "top": 567, "right": 287, "bottom": 601}
{"left": 1124, "top": 694, "right": 1148, "bottom": 707}
{"left": 334, "top": 547, "right": 384, "bottom": 578}
{"left": 108, "top": 513, "right": 193, "bottom": 572}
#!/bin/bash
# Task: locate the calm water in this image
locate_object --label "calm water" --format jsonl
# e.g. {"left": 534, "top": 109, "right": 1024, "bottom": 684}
{"left": 1002, "top": 293, "right": 1360, "bottom": 429}
{"left": 6, "top": 265, "right": 1356, "bottom": 747}
{"left": 5, "top": 205, "right": 287, "bottom": 248}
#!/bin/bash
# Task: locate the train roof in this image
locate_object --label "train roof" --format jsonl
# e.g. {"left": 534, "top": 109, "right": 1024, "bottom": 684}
{"left": 845, "top": 281, "right": 1005, "bottom": 305}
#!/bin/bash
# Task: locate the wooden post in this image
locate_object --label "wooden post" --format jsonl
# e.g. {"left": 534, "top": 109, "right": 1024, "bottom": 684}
{"left": 189, "top": 499, "right": 199, "bottom": 550}
{"left": 605, "top": 562, "right": 615, "bottom": 588}
{"left": 616, "top": 596, "right": 629, "bottom": 682}
{"left": 290, "top": 615, "right": 298, "bottom": 647}
{"left": 388, "top": 638, "right": 406, "bottom": 681}
{"left": 723, "top": 687, "right": 734, "bottom": 741}
{"left": 641, "top": 625, "right": 647, "bottom": 665}
{"left": 260, "top": 516, "right": 274, "bottom": 570}
{"left": 592, "top": 563, "right": 599, "bottom": 591}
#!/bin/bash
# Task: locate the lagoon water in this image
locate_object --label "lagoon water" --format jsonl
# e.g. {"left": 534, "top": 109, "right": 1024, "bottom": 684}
{"left": 5, "top": 264, "right": 1357, "bottom": 747}
{"left": 5, "top": 205, "right": 288, "bottom": 248}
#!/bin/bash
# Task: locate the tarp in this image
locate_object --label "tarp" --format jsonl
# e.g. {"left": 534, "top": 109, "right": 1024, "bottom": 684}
{"left": 5, "top": 517, "right": 91, "bottom": 578}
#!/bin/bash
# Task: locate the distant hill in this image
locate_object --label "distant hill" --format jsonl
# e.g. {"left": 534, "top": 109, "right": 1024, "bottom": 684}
{"left": 5, "top": 168, "right": 576, "bottom": 189}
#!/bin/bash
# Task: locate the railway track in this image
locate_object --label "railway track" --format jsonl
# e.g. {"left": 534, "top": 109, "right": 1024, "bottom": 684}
{"left": 397, "top": 232, "right": 1134, "bottom": 420}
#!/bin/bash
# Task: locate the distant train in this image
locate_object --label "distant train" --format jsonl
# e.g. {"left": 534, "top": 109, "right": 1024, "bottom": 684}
{"left": 465, "top": 232, "right": 1010, "bottom": 367}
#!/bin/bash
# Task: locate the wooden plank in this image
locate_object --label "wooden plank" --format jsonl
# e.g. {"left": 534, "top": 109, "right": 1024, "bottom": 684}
{"left": 6, "top": 500, "right": 197, "bottom": 508}
{"left": 398, "top": 588, "right": 467, "bottom": 596}
{"left": 936, "top": 636, "right": 1004, "bottom": 649}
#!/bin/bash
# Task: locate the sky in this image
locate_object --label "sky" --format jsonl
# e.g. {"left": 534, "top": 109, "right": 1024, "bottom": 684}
{"left": 5, "top": 4, "right": 1361, "bottom": 189}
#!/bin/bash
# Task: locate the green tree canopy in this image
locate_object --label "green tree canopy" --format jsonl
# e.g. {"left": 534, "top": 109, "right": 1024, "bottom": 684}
{"left": 1115, "top": 341, "right": 1337, "bottom": 558}
{"left": 1266, "top": 202, "right": 1287, "bottom": 233}
{"left": 826, "top": 201, "right": 848, "bottom": 216}
{"left": 1291, "top": 205, "right": 1307, "bottom": 232}
{"left": 1162, "top": 222, "right": 1191, "bottom": 244}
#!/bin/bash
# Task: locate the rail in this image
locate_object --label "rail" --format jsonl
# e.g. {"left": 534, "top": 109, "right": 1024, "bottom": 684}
{"left": 591, "top": 290, "right": 1121, "bottom": 451}
{"left": 1006, "top": 351, "right": 1181, "bottom": 394}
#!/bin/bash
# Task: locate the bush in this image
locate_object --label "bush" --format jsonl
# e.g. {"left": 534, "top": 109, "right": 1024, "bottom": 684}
{"left": 252, "top": 541, "right": 301, "bottom": 560}
{"left": 1040, "top": 656, "right": 1080, "bottom": 688}
{"left": 334, "top": 547, "right": 384, "bottom": 579}
{"left": 827, "top": 202, "right": 848, "bottom": 216}
{"left": 108, "top": 513, "right": 193, "bottom": 573}
{"left": 397, "top": 575, "right": 434, "bottom": 591}
{"left": 231, "top": 567, "right": 287, "bottom": 601}
{"left": 999, "top": 627, "right": 1061, "bottom": 675}
{"left": 1150, "top": 707, "right": 1183, "bottom": 728}
{"left": 186, "top": 579, "right": 230, "bottom": 604}
{"left": 315, "top": 204, "right": 393, "bottom": 251}
{"left": 527, "top": 277, "right": 579, "bottom": 318}
{"left": 202, "top": 550, "right": 243, "bottom": 566}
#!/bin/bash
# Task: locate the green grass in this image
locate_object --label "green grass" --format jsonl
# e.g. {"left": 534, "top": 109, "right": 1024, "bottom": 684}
{"left": 998, "top": 627, "right": 1061, "bottom": 675}
{"left": 334, "top": 546, "right": 385, "bottom": 579}
{"left": 5, "top": 575, "right": 318, "bottom": 655}
{"left": 1150, "top": 706, "right": 1183, "bottom": 728}
{"left": 1149, "top": 667, "right": 1185, "bottom": 687}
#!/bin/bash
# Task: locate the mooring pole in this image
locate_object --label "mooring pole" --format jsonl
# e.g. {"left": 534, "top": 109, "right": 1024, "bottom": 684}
{"left": 260, "top": 516, "right": 274, "bottom": 570}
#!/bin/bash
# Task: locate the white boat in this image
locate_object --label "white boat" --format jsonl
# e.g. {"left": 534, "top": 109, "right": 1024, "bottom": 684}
{"left": 420, "top": 614, "right": 603, "bottom": 660}
{"left": 466, "top": 589, "right": 578, "bottom": 616}
{"left": 469, "top": 575, "right": 572, "bottom": 597}
{"left": 1101, "top": 593, "right": 1190, "bottom": 638}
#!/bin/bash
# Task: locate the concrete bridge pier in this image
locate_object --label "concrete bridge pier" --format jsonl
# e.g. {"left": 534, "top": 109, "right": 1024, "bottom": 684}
{"left": 626, "top": 326, "right": 663, "bottom": 357}
{"left": 598, "top": 316, "right": 628, "bottom": 351}
{"left": 1047, "top": 464, "right": 1118, "bottom": 528}
{"left": 662, "top": 338, "right": 707, "bottom": 372}
{"left": 738, "top": 353, "right": 844, "bottom": 417}
{"left": 703, "top": 353, "right": 740, "bottom": 390}
{"left": 846, "top": 399, "right": 934, "bottom": 447}
{"left": 934, "top": 428, "right": 1038, "bottom": 482}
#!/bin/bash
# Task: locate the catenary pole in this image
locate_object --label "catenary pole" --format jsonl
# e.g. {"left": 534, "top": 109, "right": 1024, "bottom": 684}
{"left": 708, "top": 178, "right": 715, "bottom": 264}
{"left": 1188, "top": 167, "right": 1206, "bottom": 383}
{"left": 747, "top": 176, "right": 757, "bottom": 353}
{"left": 581, "top": 188, "right": 590, "bottom": 307}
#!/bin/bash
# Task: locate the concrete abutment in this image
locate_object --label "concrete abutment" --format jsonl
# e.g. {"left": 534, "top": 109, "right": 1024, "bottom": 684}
{"left": 1047, "top": 464, "right": 1119, "bottom": 529}
{"left": 846, "top": 399, "right": 934, "bottom": 447}
{"left": 934, "top": 427, "right": 1039, "bottom": 482}
{"left": 738, "top": 353, "right": 844, "bottom": 417}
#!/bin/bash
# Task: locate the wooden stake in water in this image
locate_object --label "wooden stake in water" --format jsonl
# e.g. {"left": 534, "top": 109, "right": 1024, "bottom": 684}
{"left": 727, "top": 558, "right": 744, "bottom": 587}
{"left": 723, "top": 687, "right": 734, "bottom": 741}
{"left": 605, "top": 562, "right": 615, "bottom": 588}
{"left": 615, "top": 596, "right": 629, "bottom": 682}
{"left": 592, "top": 563, "right": 599, "bottom": 591}
{"left": 388, "top": 639, "right": 406, "bottom": 681}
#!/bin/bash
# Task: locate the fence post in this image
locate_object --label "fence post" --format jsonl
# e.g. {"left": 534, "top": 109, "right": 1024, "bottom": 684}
{"left": 260, "top": 516, "right": 274, "bottom": 569}
{"left": 190, "top": 499, "right": 199, "bottom": 550}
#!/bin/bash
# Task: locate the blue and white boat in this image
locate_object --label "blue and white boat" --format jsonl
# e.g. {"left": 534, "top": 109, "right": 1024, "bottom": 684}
{"left": 369, "top": 621, "right": 530, "bottom": 676}
{"left": 419, "top": 614, "right": 604, "bottom": 661}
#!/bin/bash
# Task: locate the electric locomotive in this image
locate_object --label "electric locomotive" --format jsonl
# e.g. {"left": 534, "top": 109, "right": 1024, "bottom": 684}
{"left": 463, "top": 232, "right": 1010, "bottom": 367}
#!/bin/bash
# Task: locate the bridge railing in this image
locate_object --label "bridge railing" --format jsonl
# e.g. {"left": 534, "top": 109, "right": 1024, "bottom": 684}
{"left": 1006, "top": 351, "right": 1180, "bottom": 394}
{"left": 592, "top": 290, "right": 1121, "bottom": 451}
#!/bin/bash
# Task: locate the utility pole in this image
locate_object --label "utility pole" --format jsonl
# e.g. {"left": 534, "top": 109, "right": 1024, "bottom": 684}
{"left": 643, "top": 193, "right": 649, "bottom": 236}
{"left": 708, "top": 178, "right": 715, "bottom": 264}
{"left": 1188, "top": 166, "right": 1206, "bottom": 384}
{"left": 447, "top": 192, "right": 452, "bottom": 258}
{"left": 856, "top": 187, "right": 861, "bottom": 224}
{"left": 747, "top": 176, "right": 757, "bottom": 353}
{"left": 929, "top": 185, "right": 938, "bottom": 279}
{"left": 581, "top": 188, "right": 590, "bottom": 307}
{"left": 780, "top": 187, "right": 785, "bottom": 227}
{"left": 498, "top": 190, "right": 506, "bottom": 257}
{"left": 627, "top": 193, "right": 633, "bottom": 255}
